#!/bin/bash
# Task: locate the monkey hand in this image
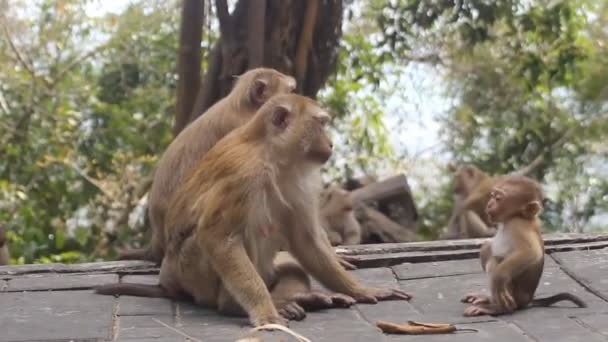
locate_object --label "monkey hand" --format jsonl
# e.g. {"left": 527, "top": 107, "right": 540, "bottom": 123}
{"left": 338, "top": 256, "right": 358, "bottom": 270}
{"left": 351, "top": 287, "right": 412, "bottom": 303}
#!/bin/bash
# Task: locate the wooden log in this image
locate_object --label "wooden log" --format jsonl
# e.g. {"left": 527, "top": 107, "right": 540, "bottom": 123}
{"left": 356, "top": 205, "right": 417, "bottom": 243}
{"left": 351, "top": 174, "right": 412, "bottom": 205}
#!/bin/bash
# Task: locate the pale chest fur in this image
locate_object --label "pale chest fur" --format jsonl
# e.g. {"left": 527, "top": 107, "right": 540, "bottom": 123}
{"left": 491, "top": 224, "right": 513, "bottom": 258}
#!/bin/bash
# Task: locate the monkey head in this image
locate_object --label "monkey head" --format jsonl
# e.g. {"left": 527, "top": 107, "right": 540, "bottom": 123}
{"left": 253, "top": 94, "right": 333, "bottom": 164}
{"left": 453, "top": 164, "right": 484, "bottom": 196}
{"left": 486, "top": 176, "right": 543, "bottom": 223}
{"left": 232, "top": 68, "right": 296, "bottom": 108}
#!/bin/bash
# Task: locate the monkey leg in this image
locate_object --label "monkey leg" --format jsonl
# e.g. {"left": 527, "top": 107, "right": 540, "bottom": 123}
{"left": 271, "top": 252, "right": 355, "bottom": 313}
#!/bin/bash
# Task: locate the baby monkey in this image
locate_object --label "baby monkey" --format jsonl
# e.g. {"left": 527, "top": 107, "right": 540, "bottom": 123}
{"left": 461, "top": 175, "right": 586, "bottom": 316}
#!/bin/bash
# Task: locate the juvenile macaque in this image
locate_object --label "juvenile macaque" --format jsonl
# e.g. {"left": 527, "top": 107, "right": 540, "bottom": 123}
{"left": 443, "top": 164, "right": 499, "bottom": 239}
{"left": 461, "top": 176, "right": 586, "bottom": 316}
{"left": 119, "top": 68, "right": 296, "bottom": 263}
{"left": 319, "top": 186, "right": 362, "bottom": 246}
{"left": 0, "top": 224, "right": 9, "bottom": 266}
{"left": 98, "top": 94, "right": 410, "bottom": 327}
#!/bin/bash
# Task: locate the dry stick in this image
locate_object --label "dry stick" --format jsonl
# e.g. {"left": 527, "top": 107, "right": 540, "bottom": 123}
{"left": 151, "top": 318, "right": 203, "bottom": 342}
{"left": 513, "top": 112, "right": 608, "bottom": 177}
{"left": 237, "top": 324, "right": 311, "bottom": 342}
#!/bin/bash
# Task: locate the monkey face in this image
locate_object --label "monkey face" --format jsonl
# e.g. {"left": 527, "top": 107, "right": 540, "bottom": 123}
{"left": 454, "top": 165, "right": 481, "bottom": 196}
{"left": 262, "top": 95, "right": 333, "bottom": 164}
{"left": 486, "top": 181, "right": 543, "bottom": 223}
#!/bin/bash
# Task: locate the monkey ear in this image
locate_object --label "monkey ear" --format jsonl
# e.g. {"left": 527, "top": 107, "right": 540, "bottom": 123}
{"left": 523, "top": 201, "right": 542, "bottom": 218}
{"left": 252, "top": 78, "right": 268, "bottom": 104}
{"left": 271, "top": 105, "right": 290, "bottom": 129}
{"left": 446, "top": 162, "right": 457, "bottom": 172}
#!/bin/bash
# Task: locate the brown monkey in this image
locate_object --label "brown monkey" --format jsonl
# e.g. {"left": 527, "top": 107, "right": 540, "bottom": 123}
{"left": 319, "top": 186, "right": 362, "bottom": 246}
{"left": 443, "top": 164, "right": 499, "bottom": 239}
{"left": 461, "top": 175, "right": 586, "bottom": 316}
{"left": 97, "top": 94, "right": 410, "bottom": 327}
{"left": 0, "top": 224, "right": 9, "bottom": 266}
{"left": 119, "top": 68, "right": 296, "bottom": 263}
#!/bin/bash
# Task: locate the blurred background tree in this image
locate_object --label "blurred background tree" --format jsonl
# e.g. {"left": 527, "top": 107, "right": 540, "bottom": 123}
{"left": 0, "top": 0, "right": 606, "bottom": 264}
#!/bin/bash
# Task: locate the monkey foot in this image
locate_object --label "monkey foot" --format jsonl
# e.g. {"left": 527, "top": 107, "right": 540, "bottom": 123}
{"left": 461, "top": 293, "right": 491, "bottom": 305}
{"left": 277, "top": 301, "right": 306, "bottom": 322}
{"left": 292, "top": 291, "right": 355, "bottom": 311}
{"left": 463, "top": 304, "right": 504, "bottom": 317}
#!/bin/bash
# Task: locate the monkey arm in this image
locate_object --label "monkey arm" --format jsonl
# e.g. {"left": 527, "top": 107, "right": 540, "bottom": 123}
{"left": 461, "top": 211, "right": 496, "bottom": 238}
{"left": 287, "top": 214, "right": 361, "bottom": 295}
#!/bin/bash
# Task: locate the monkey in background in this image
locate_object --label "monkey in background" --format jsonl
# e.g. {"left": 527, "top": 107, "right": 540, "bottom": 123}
{"left": 319, "top": 186, "right": 362, "bottom": 246}
{"left": 119, "top": 68, "right": 296, "bottom": 263}
{"left": 0, "top": 224, "right": 9, "bottom": 266}
{"left": 461, "top": 175, "right": 586, "bottom": 316}
{"left": 443, "top": 164, "right": 500, "bottom": 239}
{"left": 97, "top": 94, "right": 410, "bottom": 327}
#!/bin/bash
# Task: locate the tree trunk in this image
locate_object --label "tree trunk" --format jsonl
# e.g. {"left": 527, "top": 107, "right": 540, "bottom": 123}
{"left": 173, "top": 0, "right": 204, "bottom": 136}
{"left": 189, "top": 0, "right": 343, "bottom": 121}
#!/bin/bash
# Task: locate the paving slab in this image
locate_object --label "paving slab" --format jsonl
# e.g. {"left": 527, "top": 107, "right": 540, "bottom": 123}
{"left": 118, "top": 296, "right": 173, "bottom": 316}
{"left": 551, "top": 248, "right": 608, "bottom": 300}
{"left": 122, "top": 274, "right": 160, "bottom": 285}
{"left": 5, "top": 273, "right": 118, "bottom": 292}
{"left": 0, "top": 233, "right": 606, "bottom": 342}
{"left": 0, "top": 290, "right": 114, "bottom": 342}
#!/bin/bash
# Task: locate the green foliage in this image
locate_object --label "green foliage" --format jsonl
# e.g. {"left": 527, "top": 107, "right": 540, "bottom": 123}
{"left": 0, "top": 0, "right": 178, "bottom": 264}
{"left": 373, "top": 0, "right": 608, "bottom": 235}
{"left": 1, "top": 0, "right": 606, "bottom": 266}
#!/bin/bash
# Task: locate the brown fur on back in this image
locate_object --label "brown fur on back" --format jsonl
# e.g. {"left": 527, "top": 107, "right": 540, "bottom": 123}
{"left": 138, "top": 68, "right": 295, "bottom": 261}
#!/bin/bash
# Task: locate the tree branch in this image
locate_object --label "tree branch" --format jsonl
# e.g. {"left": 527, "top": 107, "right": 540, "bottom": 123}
{"left": 294, "top": 0, "right": 318, "bottom": 92}
{"left": 189, "top": 41, "right": 223, "bottom": 122}
{"left": 174, "top": 0, "right": 204, "bottom": 135}
{"left": 247, "top": 0, "right": 266, "bottom": 68}
{"left": 215, "top": 0, "right": 233, "bottom": 40}
{"left": 1, "top": 18, "right": 35, "bottom": 79}
{"left": 514, "top": 112, "right": 608, "bottom": 176}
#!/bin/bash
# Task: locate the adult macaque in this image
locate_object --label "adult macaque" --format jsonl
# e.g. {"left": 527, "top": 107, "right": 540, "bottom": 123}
{"left": 319, "top": 186, "right": 362, "bottom": 246}
{"left": 0, "top": 224, "right": 9, "bottom": 266}
{"left": 98, "top": 94, "right": 410, "bottom": 327}
{"left": 443, "top": 164, "right": 499, "bottom": 239}
{"left": 119, "top": 68, "right": 296, "bottom": 263}
{"left": 461, "top": 176, "right": 586, "bottom": 316}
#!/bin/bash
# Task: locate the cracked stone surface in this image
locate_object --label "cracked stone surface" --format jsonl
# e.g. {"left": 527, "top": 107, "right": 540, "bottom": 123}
{"left": 0, "top": 244, "right": 607, "bottom": 341}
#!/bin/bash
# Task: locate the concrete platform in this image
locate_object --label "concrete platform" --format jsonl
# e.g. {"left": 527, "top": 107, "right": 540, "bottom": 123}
{"left": 1, "top": 233, "right": 607, "bottom": 341}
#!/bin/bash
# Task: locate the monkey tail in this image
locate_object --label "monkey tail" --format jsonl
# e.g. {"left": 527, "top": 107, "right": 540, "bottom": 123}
{"left": 530, "top": 293, "right": 587, "bottom": 308}
{"left": 95, "top": 283, "right": 169, "bottom": 298}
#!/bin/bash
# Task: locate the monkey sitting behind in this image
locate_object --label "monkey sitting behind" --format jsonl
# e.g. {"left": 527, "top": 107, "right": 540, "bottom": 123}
{"left": 461, "top": 175, "right": 586, "bottom": 316}
{"left": 119, "top": 68, "right": 296, "bottom": 264}
{"left": 319, "top": 185, "right": 362, "bottom": 246}
{"left": 97, "top": 94, "right": 411, "bottom": 327}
